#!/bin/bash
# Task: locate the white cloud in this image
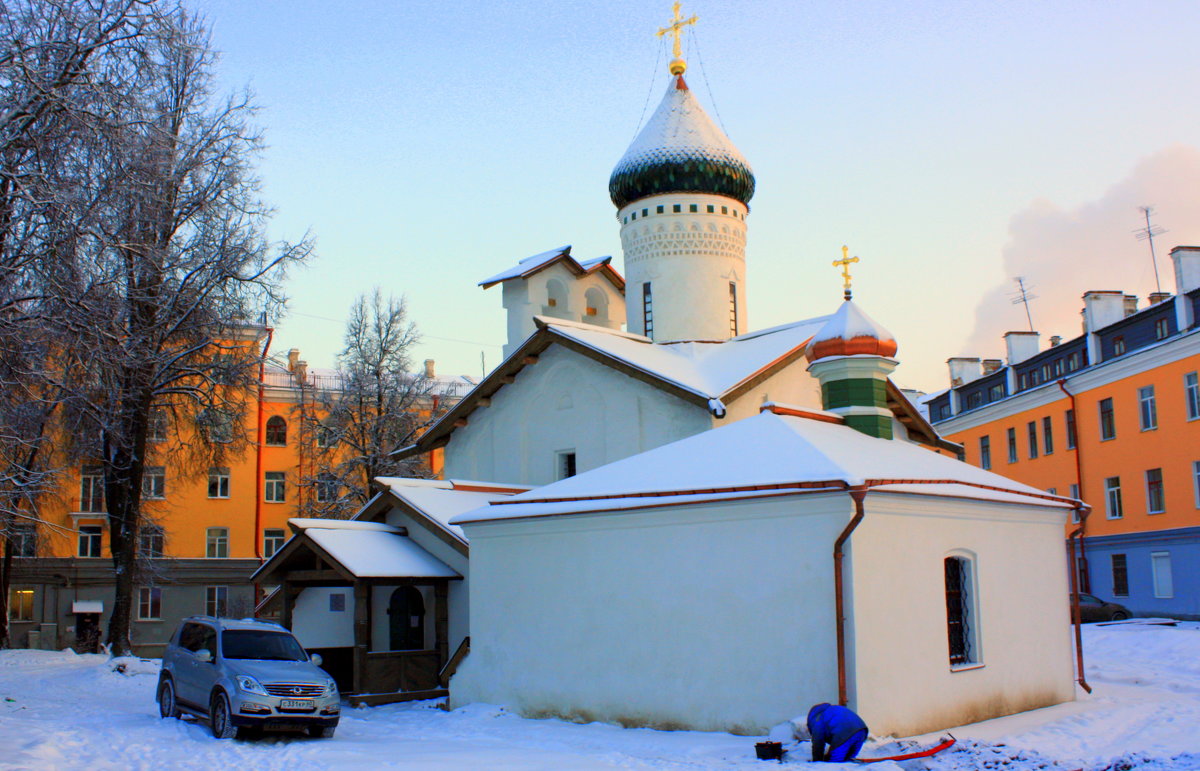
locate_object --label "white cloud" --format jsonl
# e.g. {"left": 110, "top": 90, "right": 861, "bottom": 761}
{"left": 962, "top": 145, "right": 1200, "bottom": 358}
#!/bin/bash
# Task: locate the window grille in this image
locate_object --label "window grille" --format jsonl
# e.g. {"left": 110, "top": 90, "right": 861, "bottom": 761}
{"left": 945, "top": 557, "right": 972, "bottom": 666}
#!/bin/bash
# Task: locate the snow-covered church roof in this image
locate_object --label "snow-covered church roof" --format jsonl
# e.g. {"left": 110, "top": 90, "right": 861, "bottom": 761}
{"left": 451, "top": 408, "right": 1075, "bottom": 525}
{"left": 806, "top": 300, "right": 898, "bottom": 362}
{"left": 478, "top": 245, "right": 624, "bottom": 290}
{"left": 609, "top": 74, "right": 755, "bottom": 209}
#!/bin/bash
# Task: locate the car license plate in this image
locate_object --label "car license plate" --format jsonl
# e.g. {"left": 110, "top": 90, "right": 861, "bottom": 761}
{"left": 279, "top": 699, "right": 315, "bottom": 711}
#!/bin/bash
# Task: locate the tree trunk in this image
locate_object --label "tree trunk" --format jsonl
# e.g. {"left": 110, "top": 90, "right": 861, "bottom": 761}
{"left": 0, "top": 531, "right": 12, "bottom": 649}
{"left": 104, "top": 390, "right": 151, "bottom": 657}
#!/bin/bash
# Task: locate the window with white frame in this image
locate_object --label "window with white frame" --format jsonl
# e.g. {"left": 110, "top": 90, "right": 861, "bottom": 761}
{"left": 265, "top": 415, "right": 287, "bottom": 446}
{"left": 557, "top": 450, "right": 577, "bottom": 480}
{"left": 138, "top": 586, "right": 162, "bottom": 620}
{"left": 139, "top": 525, "right": 164, "bottom": 558}
{"left": 8, "top": 588, "right": 34, "bottom": 621}
{"left": 1105, "top": 477, "right": 1123, "bottom": 519}
{"left": 944, "top": 554, "right": 979, "bottom": 667}
{"left": 10, "top": 522, "right": 36, "bottom": 557}
{"left": 1186, "top": 372, "right": 1200, "bottom": 421}
{"left": 264, "top": 471, "right": 286, "bottom": 503}
{"left": 78, "top": 525, "right": 102, "bottom": 558}
{"left": 79, "top": 466, "right": 104, "bottom": 512}
{"left": 205, "top": 586, "right": 228, "bottom": 617}
{"left": 1099, "top": 398, "right": 1116, "bottom": 441}
{"left": 208, "top": 467, "right": 230, "bottom": 499}
{"left": 1151, "top": 552, "right": 1173, "bottom": 599}
{"left": 262, "top": 528, "right": 286, "bottom": 558}
{"left": 147, "top": 408, "right": 168, "bottom": 443}
{"left": 316, "top": 473, "right": 339, "bottom": 503}
{"left": 316, "top": 424, "right": 335, "bottom": 448}
{"left": 978, "top": 436, "right": 991, "bottom": 470}
{"left": 1070, "top": 483, "right": 1081, "bottom": 523}
{"left": 1006, "top": 427, "right": 1017, "bottom": 463}
{"left": 1042, "top": 416, "right": 1054, "bottom": 455}
{"left": 1138, "top": 386, "right": 1157, "bottom": 430}
{"left": 142, "top": 467, "right": 165, "bottom": 499}
{"left": 205, "top": 527, "right": 229, "bottom": 558}
{"left": 1194, "top": 461, "right": 1200, "bottom": 508}
{"left": 1145, "top": 468, "right": 1165, "bottom": 514}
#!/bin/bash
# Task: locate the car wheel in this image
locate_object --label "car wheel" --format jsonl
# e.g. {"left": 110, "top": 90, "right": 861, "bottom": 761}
{"left": 158, "top": 678, "right": 181, "bottom": 719}
{"left": 307, "top": 725, "right": 336, "bottom": 739}
{"left": 1111, "top": 610, "right": 1130, "bottom": 621}
{"left": 210, "top": 692, "right": 238, "bottom": 739}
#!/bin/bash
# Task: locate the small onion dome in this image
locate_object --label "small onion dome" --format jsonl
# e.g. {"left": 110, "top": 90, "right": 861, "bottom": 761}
{"left": 609, "top": 75, "right": 755, "bottom": 210}
{"left": 805, "top": 300, "right": 898, "bottom": 363}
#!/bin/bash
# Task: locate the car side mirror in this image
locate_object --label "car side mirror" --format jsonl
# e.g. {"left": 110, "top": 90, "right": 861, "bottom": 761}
{"left": 195, "top": 649, "right": 212, "bottom": 663}
{"left": 310, "top": 653, "right": 323, "bottom": 667}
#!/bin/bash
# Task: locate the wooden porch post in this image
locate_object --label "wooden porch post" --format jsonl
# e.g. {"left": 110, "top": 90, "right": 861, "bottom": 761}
{"left": 353, "top": 581, "right": 369, "bottom": 695}
{"left": 434, "top": 581, "right": 449, "bottom": 664}
{"left": 281, "top": 581, "right": 296, "bottom": 630}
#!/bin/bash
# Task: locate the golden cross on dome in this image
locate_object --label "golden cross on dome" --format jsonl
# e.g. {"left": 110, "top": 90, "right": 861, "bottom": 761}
{"left": 833, "top": 245, "right": 859, "bottom": 301}
{"left": 657, "top": 2, "right": 698, "bottom": 75}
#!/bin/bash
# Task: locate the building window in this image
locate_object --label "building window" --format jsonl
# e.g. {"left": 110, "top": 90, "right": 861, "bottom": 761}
{"left": 198, "top": 408, "right": 234, "bottom": 443}
{"left": 1145, "top": 468, "right": 1165, "bottom": 514}
{"left": 1105, "top": 476, "right": 1123, "bottom": 519}
{"left": 206, "top": 527, "right": 229, "bottom": 559}
{"left": 988, "top": 383, "right": 1005, "bottom": 402}
{"left": 80, "top": 466, "right": 104, "bottom": 512}
{"left": 706, "top": 204, "right": 714, "bottom": 213}
{"left": 329, "top": 593, "right": 346, "bottom": 612}
{"left": 1155, "top": 317, "right": 1169, "bottom": 340}
{"left": 1194, "top": 461, "right": 1200, "bottom": 508}
{"left": 728, "top": 282, "right": 738, "bottom": 336}
{"left": 147, "top": 408, "right": 168, "bottom": 443}
{"left": 138, "top": 587, "right": 162, "bottom": 620}
{"left": 1099, "top": 398, "right": 1115, "bottom": 441}
{"left": 656, "top": 205, "right": 664, "bottom": 214}
{"left": 1027, "top": 421, "right": 1038, "bottom": 459}
{"left": 265, "top": 416, "right": 287, "bottom": 446}
{"left": 316, "top": 473, "right": 339, "bottom": 503}
{"left": 1138, "top": 386, "right": 1157, "bottom": 430}
{"left": 1111, "top": 553, "right": 1129, "bottom": 597}
{"left": 1068, "top": 351, "right": 1081, "bottom": 371}
{"left": 264, "top": 471, "right": 286, "bottom": 503}
{"left": 642, "top": 208, "right": 648, "bottom": 217}
{"left": 205, "top": 586, "right": 228, "bottom": 617}
{"left": 1042, "top": 416, "right": 1054, "bottom": 455}
{"left": 1113, "top": 336, "right": 1126, "bottom": 356}
{"left": 142, "top": 466, "right": 165, "bottom": 500}
{"left": 8, "top": 588, "right": 34, "bottom": 621}
{"left": 1186, "top": 372, "right": 1200, "bottom": 420}
{"left": 1006, "top": 428, "right": 1017, "bottom": 463}
{"left": 78, "top": 525, "right": 102, "bottom": 558}
{"left": 139, "top": 526, "right": 164, "bottom": 558}
{"left": 1151, "top": 552, "right": 1173, "bottom": 599}
{"left": 316, "top": 425, "right": 335, "bottom": 448}
{"left": 944, "top": 556, "right": 977, "bottom": 667}
{"left": 1070, "top": 483, "right": 1081, "bottom": 522}
{"left": 208, "top": 467, "right": 230, "bottom": 499}
{"left": 557, "top": 450, "right": 577, "bottom": 480}
{"left": 630, "top": 211, "right": 636, "bottom": 221}
{"left": 966, "top": 391, "right": 982, "bottom": 410}
{"left": 1054, "top": 358, "right": 1064, "bottom": 377}
{"left": 673, "top": 204, "right": 681, "bottom": 213}
{"left": 689, "top": 204, "right": 698, "bottom": 212}
{"left": 1066, "top": 408, "right": 1077, "bottom": 449}
{"left": 641, "top": 282, "right": 653, "bottom": 339}
{"left": 263, "top": 528, "right": 286, "bottom": 558}
{"left": 978, "top": 436, "right": 991, "bottom": 470}
{"left": 10, "top": 523, "right": 36, "bottom": 557}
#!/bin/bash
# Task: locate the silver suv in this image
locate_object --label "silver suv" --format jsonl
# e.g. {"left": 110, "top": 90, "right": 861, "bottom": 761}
{"left": 157, "top": 616, "right": 340, "bottom": 739}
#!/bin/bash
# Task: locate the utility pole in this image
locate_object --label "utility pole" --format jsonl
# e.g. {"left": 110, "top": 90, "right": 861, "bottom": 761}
{"left": 1011, "top": 277, "right": 1037, "bottom": 332}
{"left": 1134, "top": 206, "right": 1166, "bottom": 294}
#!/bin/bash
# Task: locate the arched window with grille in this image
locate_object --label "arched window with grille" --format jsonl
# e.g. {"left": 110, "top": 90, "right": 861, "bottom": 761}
{"left": 944, "top": 553, "right": 980, "bottom": 667}
{"left": 265, "top": 415, "right": 287, "bottom": 446}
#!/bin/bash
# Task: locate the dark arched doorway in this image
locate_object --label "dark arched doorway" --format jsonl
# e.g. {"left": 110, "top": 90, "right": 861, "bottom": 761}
{"left": 389, "top": 586, "right": 426, "bottom": 651}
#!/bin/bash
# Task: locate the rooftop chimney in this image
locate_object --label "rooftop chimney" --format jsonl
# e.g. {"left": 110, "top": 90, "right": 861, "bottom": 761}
{"left": 295, "top": 360, "right": 308, "bottom": 385}
{"left": 1123, "top": 295, "right": 1139, "bottom": 317}
{"left": 287, "top": 348, "right": 300, "bottom": 372}
{"left": 1082, "top": 291, "right": 1125, "bottom": 332}
{"left": 1171, "top": 246, "right": 1200, "bottom": 294}
{"left": 1004, "top": 331, "right": 1040, "bottom": 365}
{"left": 947, "top": 357, "right": 982, "bottom": 388}
{"left": 1049, "top": 335, "right": 1062, "bottom": 347}
{"left": 424, "top": 359, "right": 436, "bottom": 379}
{"left": 982, "top": 359, "right": 1003, "bottom": 375}
{"left": 1148, "top": 292, "right": 1172, "bottom": 306}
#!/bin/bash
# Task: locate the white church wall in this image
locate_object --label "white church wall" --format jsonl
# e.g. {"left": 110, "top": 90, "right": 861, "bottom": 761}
{"left": 450, "top": 493, "right": 850, "bottom": 734}
{"left": 382, "top": 507, "right": 471, "bottom": 655}
{"left": 720, "top": 359, "right": 824, "bottom": 423}
{"left": 847, "top": 493, "right": 1075, "bottom": 737}
{"left": 499, "top": 263, "right": 626, "bottom": 360}
{"left": 442, "top": 345, "right": 711, "bottom": 486}
{"left": 291, "top": 587, "right": 355, "bottom": 649}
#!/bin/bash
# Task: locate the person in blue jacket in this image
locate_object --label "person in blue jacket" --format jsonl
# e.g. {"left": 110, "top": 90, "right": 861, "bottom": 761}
{"left": 806, "top": 702, "right": 869, "bottom": 762}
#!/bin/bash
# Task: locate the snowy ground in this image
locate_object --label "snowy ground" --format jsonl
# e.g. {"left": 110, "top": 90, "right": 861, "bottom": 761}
{"left": 2, "top": 622, "right": 1199, "bottom": 770}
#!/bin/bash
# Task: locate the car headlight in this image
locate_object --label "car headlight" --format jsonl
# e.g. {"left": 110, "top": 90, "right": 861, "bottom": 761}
{"left": 324, "top": 679, "right": 338, "bottom": 696}
{"left": 235, "top": 675, "right": 268, "bottom": 696}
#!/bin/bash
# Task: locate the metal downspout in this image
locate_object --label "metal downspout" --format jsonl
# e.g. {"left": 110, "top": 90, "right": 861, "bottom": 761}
{"left": 1057, "top": 378, "right": 1089, "bottom": 589}
{"left": 253, "top": 329, "right": 273, "bottom": 611}
{"left": 1067, "top": 505, "right": 1093, "bottom": 693}
{"left": 835, "top": 486, "right": 868, "bottom": 707}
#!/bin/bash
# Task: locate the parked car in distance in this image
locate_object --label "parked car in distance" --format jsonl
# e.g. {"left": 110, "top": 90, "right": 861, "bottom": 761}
{"left": 1075, "top": 593, "right": 1131, "bottom": 623}
{"left": 157, "top": 616, "right": 339, "bottom": 739}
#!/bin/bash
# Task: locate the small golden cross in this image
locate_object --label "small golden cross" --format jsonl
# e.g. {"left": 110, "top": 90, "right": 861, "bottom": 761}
{"left": 833, "top": 245, "right": 860, "bottom": 300}
{"left": 657, "top": 2, "right": 698, "bottom": 75}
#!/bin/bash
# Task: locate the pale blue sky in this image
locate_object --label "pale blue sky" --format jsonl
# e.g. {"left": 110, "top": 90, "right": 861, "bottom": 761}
{"left": 194, "top": 0, "right": 1200, "bottom": 392}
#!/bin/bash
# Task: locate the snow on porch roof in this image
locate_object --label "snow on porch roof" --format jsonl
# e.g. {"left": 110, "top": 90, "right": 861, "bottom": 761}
{"left": 290, "top": 519, "right": 461, "bottom": 579}
{"left": 371, "top": 477, "right": 527, "bottom": 542}
{"left": 451, "top": 411, "right": 1074, "bottom": 525}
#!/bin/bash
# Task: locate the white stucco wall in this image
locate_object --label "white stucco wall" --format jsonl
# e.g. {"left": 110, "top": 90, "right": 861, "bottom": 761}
{"left": 500, "top": 262, "right": 625, "bottom": 360}
{"left": 291, "top": 587, "right": 354, "bottom": 649}
{"left": 442, "top": 345, "right": 712, "bottom": 486}
{"left": 720, "top": 359, "right": 824, "bottom": 423}
{"left": 847, "top": 493, "right": 1075, "bottom": 736}
{"left": 383, "top": 507, "right": 470, "bottom": 656}
{"left": 450, "top": 494, "right": 849, "bottom": 734}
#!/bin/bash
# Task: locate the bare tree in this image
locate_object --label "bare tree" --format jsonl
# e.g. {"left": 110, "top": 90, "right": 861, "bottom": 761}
{"left": 297, "top": 290, "right": 441, "bottom": 519}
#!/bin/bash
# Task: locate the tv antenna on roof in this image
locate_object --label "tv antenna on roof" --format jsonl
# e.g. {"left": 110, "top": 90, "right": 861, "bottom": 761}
{"left": 1134, "top": 205, "right": 1166, "bottom": 294}
{"left": 1010, "top": 277, "right": 1037, "bottom": 332}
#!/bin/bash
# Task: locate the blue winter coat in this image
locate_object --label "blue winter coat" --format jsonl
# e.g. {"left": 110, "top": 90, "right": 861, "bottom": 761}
{"left": 807, "top": 703, "right": 869, "bottom": 762}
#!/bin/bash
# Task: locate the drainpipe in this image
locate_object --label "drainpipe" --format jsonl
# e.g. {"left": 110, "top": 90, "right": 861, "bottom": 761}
{"left": 834, "top": 486, "right": 869, "bottom": 707}
{"left": 1057, "top": 379, "right": 1088, "bottom": 591}
{"left": 253, "top": 328, "right": 273, "bottom": 610}
{"left": 1067, "top": 505, "right": 1093, "bottom": 693}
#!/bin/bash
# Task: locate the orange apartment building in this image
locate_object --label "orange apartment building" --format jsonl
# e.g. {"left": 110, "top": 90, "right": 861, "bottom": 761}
{"left": 926, "top": 246, "right": 1200, "bottom": 619}
{"left": 5, "top": 331, "right": 470, "bottom": 655}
